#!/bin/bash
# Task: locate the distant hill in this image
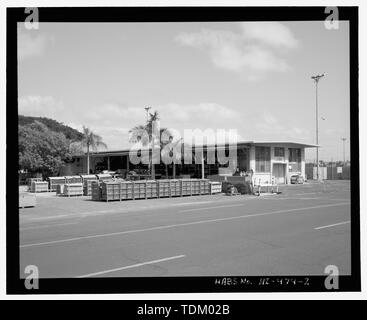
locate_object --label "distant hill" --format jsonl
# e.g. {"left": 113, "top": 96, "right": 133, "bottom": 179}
{"left": 18, "top": 115, "right": 84, "bottom": 141}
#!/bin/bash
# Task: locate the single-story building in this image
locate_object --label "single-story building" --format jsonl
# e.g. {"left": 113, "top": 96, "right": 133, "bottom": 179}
{"left": 61, "top": 141, "right": 317, "bottom": 184}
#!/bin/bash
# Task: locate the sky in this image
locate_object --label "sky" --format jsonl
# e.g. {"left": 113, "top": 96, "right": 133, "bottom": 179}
{"left": 17, "top": 21, "right": 350, "bottom": 162}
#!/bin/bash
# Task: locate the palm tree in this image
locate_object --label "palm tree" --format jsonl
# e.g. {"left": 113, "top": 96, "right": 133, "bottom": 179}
{"left": 81, "top": 126, "right": 107, "bottom": 174}
{"left": 129, "top": 111, "right": 173, "bottom": 179}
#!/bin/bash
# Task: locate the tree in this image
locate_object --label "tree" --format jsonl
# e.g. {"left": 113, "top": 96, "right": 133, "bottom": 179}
{"left": 18, "top": 121, "right": 73, "bottom": 177}
{"left": 80, "top": 127, "right": 107, "bottom": 174}
{"left": 129, "top": 111, "right": 173, "bottom": 179}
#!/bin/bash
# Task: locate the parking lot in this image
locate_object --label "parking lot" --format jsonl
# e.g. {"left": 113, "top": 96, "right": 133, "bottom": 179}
{"left": 19, "top": 180, "right": 351, "bottom": 278}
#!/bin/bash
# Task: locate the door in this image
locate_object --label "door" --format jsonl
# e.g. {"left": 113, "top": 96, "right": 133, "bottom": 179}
{"left": 273, "top": 163, "right": 286, "bottom": 184}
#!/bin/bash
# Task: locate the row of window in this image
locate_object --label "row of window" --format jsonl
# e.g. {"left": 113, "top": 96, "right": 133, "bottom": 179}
{"left": 255, "top": 147, "right": 302, "bottom": 173}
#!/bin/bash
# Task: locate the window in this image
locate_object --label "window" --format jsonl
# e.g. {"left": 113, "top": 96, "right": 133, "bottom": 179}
{"left": 274, "top": 147, "right": 285, "bottom": 157}
{"left": 289, "top": 148, "right": 301, "bottom": 163}
{"left": 288, "top": 148, "right": 301, "bottom": 172}
{"left": 255, "top": 146, "right": 270, "bottom": 172}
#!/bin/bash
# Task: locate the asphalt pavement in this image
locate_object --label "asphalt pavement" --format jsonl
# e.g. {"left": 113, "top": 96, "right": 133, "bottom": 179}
{"left": 19, "top": 181, "right": 351, "bottom": 278}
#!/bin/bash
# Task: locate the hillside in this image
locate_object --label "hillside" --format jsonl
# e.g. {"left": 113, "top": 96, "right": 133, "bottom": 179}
{"left": 18, "top": 115, "right": 83, "bottom": 141}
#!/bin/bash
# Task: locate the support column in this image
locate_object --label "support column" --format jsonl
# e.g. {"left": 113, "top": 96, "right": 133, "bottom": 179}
{"left": 285, "top": 148, "right": 290, "bottom": 184}
{"left": 301, "top": 148, "right": 306, "bottom": 179}
{"left": 249, "top": 145, "right": 256, "bottom": 172}
{"left": 107, "top": 156, "right": 110, "bottom": 171}
{"left": 270, "top": 146, "right": 274, "bottom": 181}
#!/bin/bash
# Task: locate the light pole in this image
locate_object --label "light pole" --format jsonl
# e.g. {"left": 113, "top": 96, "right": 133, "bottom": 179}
{"left": 341, "top": 137, "right": 346, "bottom": 165}
{"left": 311, "top": 73, "right": 325, "bottom": 181}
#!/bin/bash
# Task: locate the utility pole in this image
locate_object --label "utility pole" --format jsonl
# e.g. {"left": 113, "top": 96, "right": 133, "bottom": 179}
{"left": 341, "top": 137, "right": 346, "bottom": 165}
{"left": 311, "top": 73, "right": 325, "bottom": 181}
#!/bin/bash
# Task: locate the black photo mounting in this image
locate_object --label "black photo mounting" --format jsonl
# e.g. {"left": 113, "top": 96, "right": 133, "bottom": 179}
{"left": 7, "top": 6, "right": 360, "bottom": 294}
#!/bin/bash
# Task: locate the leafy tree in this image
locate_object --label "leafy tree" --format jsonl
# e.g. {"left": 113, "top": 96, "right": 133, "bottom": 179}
{"left": 18, "top": 121, "right": 74, "bottom": 177}
{"left": 80, "top": 126, "right": 107, "bottom": 174}
{"left": 18, "top": 115, "right": 83, "bottom": 141}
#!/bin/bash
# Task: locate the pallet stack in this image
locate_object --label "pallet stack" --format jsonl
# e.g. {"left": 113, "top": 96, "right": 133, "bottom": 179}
{"left": 48, "top": 177, "right": 66, "bottom": 192}
{"left": 30, "top": 181, "right": 48, "bottom": 193}
{"left": 63, "top": 183, "right": 83, "bottom": 197}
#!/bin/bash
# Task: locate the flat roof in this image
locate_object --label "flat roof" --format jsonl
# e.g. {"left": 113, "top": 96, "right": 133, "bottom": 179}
{"left": 76, "top": 141, "right": 318, "bottom": 157}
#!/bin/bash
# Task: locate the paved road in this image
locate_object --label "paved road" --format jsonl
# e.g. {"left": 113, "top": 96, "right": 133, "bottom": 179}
{"left": 19, "top": 181, "right": 351, "bottom": 278}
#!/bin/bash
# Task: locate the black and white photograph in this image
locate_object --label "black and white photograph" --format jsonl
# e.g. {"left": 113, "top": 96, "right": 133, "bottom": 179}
{"left": 4, "top": 4, "right": 364, "bottom": 297}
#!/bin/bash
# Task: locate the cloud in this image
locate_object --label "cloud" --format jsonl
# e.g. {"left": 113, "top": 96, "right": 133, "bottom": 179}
{"left": 18, "top": 33, "right": 54, "bottom": 61}
{"left": 254, "top": 112, "right": 311, "bottom": 142}
{"left": 239, "top": 22, "right": 299, "bottom": 49}
{"left": 18, "top": 95, "right": 64, "bottom": 117}
{"left": 18, "top": 97, "right": 241, "bottom": 150}
{"left": 175, "top": 22, "right": 299, "bottom": 80}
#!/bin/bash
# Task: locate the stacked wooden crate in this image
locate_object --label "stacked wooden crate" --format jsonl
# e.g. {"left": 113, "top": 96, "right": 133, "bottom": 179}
{"left": 30, "top": 181, "right": 48, "bottom": 193}
{"left": 209, "top": 181, "right": 222, "bottom": 194}
{"left": 133, "top": 181, "right": 146, "bottom": 199}
{"left": 65, "top": 175, "right": 82, "bottom": 184}
{"left": 169, "top": 179, "right": 181, "bottom": 197}
{"left": 158, "top": 179, "right": 171, "bottom": 198}
{"left": 91, "top": 181, "right": 102, "bottom": 201}
{"left": 101, "top": 182, "right": 118, "bottom": 201}
{"left": 146, "top": 180, "right": 158, "bottom": 199}
{"left": 181, "top": 179, "right": 192, "bottom": 196}
{"left": 19, "top": 193, "right": 36, "bottom": 208}
{"left": 83, "top": 179, "right": 97, "bottom": 196}
{"left": 27, "top": 178, "right": 42, "bottom": 190}
{"left": 80, "top": 174, "right": 98, "bottom": 196}
{"left": 63, "top": 183, "right": 83, "bottom": 197}
{"left": 121, "top": 181, "right": 133, "bottom": 200}
{"left": 92, "top": 179, "right": 211, "bottom": 202}
{"left": 201, "top": 179, "right": 210, "bottom": 194}
{"left": 48, "top": 176, "right": 66, "bottom": 192}
{"left": 56, "top": 184, "right": 65, "bottom": 195}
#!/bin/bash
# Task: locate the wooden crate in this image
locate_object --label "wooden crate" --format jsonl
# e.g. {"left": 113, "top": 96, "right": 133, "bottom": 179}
{"left": 63, "top": 183, "right": 83, "bottom": 197}
{"left": 19, "top": 193, "right": 36, "bottom": 208}
{"left": 65, "top": 175, "right": 82, "bottom": 184}
{"left": 83, "top": 179, "right": 98, "bottom": 196}
{"left": 48, "top": 177, "right": 66, "bottom": 191}
{"left": 27, "top": 178, "right": 42, "bottom": 189}
{"left": 80, "top": 174, "right": 98, "bottom": 183}
{"left": 56, "top": 184, "right": 65, "bottom": 195}
{"left": 91, "top": 181, "right": 102, "bottom": 201}
{"left": 30, "top": 181, "right": 48, "bottom": 193}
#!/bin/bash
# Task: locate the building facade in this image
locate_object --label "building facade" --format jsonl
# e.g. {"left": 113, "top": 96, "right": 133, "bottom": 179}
{"left": 62, "top": 141, "right": 316, "bottom": 184}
